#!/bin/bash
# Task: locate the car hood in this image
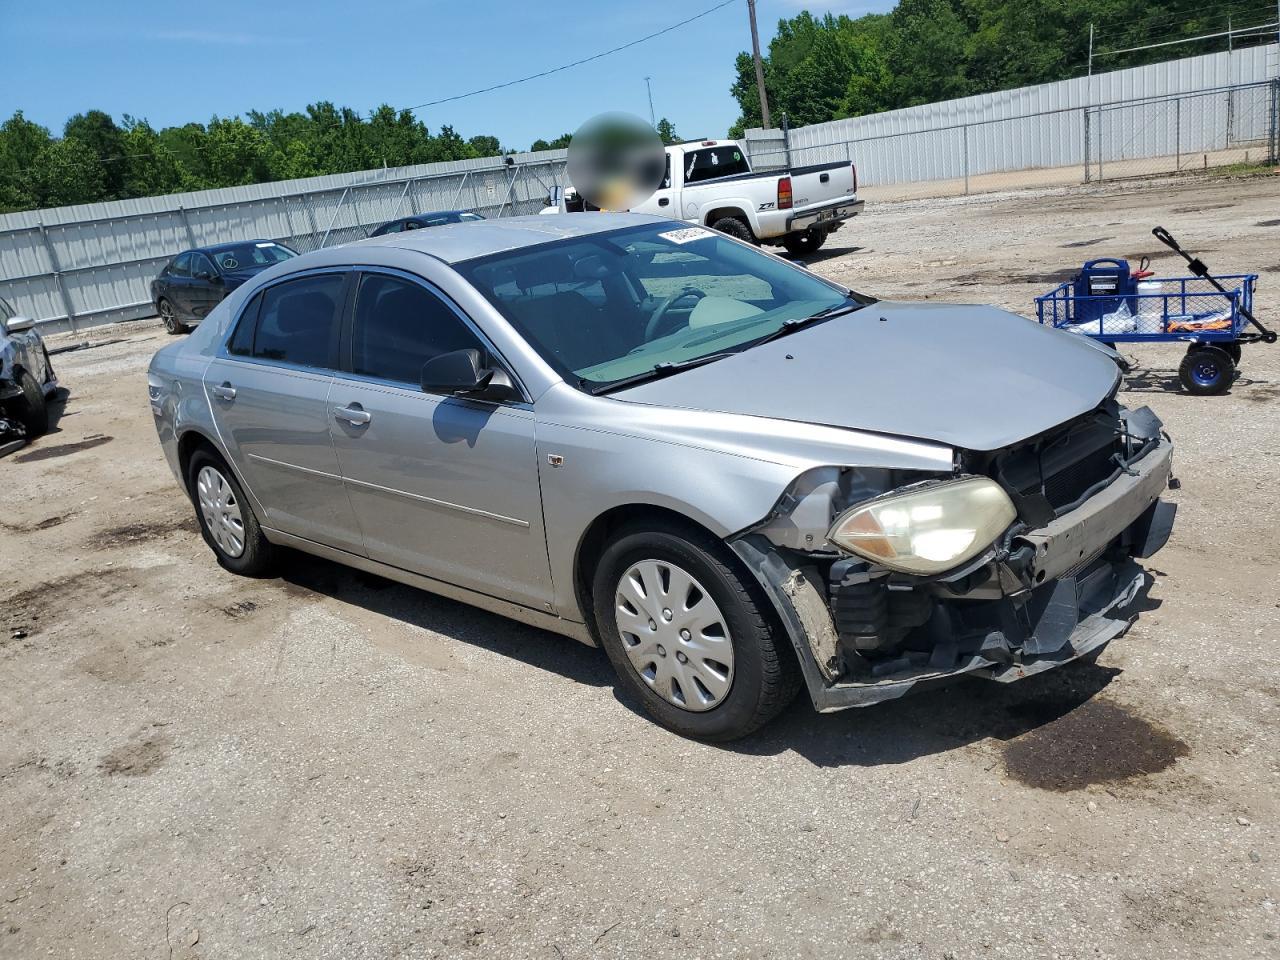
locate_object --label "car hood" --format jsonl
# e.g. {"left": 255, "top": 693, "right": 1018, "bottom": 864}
{"left": 612, "top": 301, "right": 1122, "bottom": 452}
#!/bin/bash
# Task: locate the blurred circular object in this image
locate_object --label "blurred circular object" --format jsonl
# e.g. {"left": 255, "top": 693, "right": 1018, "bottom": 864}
{"left": 566, "top": 112, "right": 665, "bottom": 211}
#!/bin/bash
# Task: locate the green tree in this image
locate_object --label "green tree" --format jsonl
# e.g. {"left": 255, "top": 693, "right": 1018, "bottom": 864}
{"left": 24, "top": 138, "right": 108, "bottom": 208}
{"left": 531, "top": 132, "right": 572, "bottom": 151}
{"left": 656, "top": 118, "right": 680, "bottom": 145}
{"left": 467, "top": 134, "right": 503, "bottom": 157}
{"left": 0, "top": 111, "right": 53, "bottom": 212}
{"left": 64, "top": 109, "right": 128, "bottom": 196}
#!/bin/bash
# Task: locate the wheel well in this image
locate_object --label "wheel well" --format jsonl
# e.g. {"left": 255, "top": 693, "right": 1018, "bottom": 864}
{"left": 177, "top": 431, "right": 220, "bottom": 494}
{"left": 573, "top": 504, "right": 726, "bottom": 639}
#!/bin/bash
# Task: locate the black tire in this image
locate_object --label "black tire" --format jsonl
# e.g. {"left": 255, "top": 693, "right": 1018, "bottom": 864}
{"left": 13, "top": 368, "right": 48, "bottom": 436}
{"left": 782, "top": 229, "right": 827, "bottom": 257}
{"left": 710, "top": 217, "right": 757, "bottom": 245}
{"left": 591, "top": 522, "right": 801, "bottom": 741}
{"left": 1178, "top": 345, "right": 1235, "bottom": 396}
{"left": 1222, "top": 342, "right": 1242, "bottom": 365}
{"left": 158, "top": 298, "right": 186, "bottom": 335}
{"left": 187, "top": 448, "right": 275, "bottom": 576}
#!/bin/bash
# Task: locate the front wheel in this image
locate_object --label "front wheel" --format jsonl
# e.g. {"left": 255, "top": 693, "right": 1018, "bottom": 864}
{"left": 592, "top": 523, "right": 800, "bottom": 741}
{"left": 187, "top": 449, "right": 275, "bottom": 576}
{"left": 12, "top": 368, "right": 49, "bottom": 436}
{"left": 1179, "top": 345, "right": 1235, "bottom": 395}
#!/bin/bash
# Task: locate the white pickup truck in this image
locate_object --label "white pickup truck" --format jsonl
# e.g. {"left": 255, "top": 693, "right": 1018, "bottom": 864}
{"left": 547, "top": 139, "right": 863, "bottom": 256}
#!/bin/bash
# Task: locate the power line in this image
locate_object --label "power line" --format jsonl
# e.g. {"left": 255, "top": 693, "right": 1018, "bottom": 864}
{"left": 401, "top": 0, "right": 738, "bottom": 112}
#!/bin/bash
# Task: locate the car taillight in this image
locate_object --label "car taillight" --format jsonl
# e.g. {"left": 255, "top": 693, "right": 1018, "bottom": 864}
{"left": 851, "top": 162, "right": 858, "bottom": 194}
{"left": 778, "top": 176, "right": 793, "bottom": 210}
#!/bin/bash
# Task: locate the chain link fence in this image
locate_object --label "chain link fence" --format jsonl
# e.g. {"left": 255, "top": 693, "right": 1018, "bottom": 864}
{"left": 743, "top": 80, "right": 1280, "bottom": 201}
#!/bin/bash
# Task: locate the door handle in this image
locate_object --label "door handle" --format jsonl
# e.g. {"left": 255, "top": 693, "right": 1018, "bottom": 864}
{"left": 658, "top": 197, "right": 670, "bottom": 207}
{"left": 211, "top": 382, "right": 236, "bottom": 400}
{"left": 334, "top": 404, "right": 372, "bottom": 426}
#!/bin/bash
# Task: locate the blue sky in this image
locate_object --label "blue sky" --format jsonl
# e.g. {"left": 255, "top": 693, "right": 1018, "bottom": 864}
{"left": 2, "top": 0, "right": 895, "bottom": 148}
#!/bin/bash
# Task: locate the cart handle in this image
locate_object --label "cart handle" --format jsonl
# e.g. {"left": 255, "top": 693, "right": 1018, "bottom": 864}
{"left": 1152, "top": 226, "right": 1276, "bottom": 344}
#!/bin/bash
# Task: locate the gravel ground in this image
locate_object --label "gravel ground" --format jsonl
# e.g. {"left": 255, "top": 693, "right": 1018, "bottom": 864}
{"left": 2, "top": 172, "right": 1278, "bottom": 959}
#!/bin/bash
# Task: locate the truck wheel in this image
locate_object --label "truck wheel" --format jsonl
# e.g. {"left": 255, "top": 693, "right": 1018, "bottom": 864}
{"left": 592, "top": 521, "right": 800, "bottom": 741}
{"left": 12, "top": 369, "right": 49, "bottom": 436}
{"left": 783, "top": 229, "right": 827, "bottom": 257}
{"left": 711, "top": 217, "right": 757, "bottom": 245}
{"left": 1179, "top": 346, "right": 1234, "bottom": 395}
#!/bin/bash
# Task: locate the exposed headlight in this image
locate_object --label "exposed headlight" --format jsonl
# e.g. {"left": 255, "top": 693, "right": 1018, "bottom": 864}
{"left": 827, "top": 477, "right": 1016, "bottom": 575}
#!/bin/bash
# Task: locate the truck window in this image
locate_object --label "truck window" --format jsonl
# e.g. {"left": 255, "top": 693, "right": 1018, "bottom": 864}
{"left": 684, "top": 147, "right": 749, "bottom": 184}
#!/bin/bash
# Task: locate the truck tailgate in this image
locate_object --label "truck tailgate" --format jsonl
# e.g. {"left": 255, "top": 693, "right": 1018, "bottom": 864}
{"left": 790, "top": 161, "right": 855, "bottom": 208}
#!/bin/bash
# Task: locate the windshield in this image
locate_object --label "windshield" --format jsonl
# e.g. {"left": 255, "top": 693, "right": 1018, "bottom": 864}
{"left": 456, "top": 222, "right": 869, "bottom": 390}
{"left": 210, "top": 242, "right": 296, "bottom": 272}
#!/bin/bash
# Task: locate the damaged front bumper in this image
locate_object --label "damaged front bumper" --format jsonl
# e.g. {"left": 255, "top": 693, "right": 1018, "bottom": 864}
{"left": 732, "top": 433, "right": 1176, "bottom": 713}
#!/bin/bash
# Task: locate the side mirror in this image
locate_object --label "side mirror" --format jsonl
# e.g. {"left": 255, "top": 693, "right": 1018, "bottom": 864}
{"left": 6, "top": 316, "right": 35, "bottom": 333}
{"left": 197, "top": 270, "right": 220, "bottom": 283}
{"left": 420, "top": 348, "right": 518, "bottom": 402}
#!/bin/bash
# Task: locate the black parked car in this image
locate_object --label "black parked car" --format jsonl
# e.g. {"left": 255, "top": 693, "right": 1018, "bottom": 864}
{"left": 151, "top": 240, "right": 297, "bottom": 334}
{"left": 368, "top": 210, "right": 485, "bottom": 238}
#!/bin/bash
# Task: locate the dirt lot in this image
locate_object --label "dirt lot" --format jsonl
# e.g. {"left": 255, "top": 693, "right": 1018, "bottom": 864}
{"left": 3, "top": 173, "right": 1279, "bottom": 959}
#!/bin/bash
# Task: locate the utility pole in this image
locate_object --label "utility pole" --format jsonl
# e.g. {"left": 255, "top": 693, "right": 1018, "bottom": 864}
{"left": 747, "top": 0, "right": 772, "bottom": 129}
{"left": 1087, "top": 22, "right": 1094, "bottom": 76}
{"left": 645, "top": 77, "right": 656, "bottom": 126}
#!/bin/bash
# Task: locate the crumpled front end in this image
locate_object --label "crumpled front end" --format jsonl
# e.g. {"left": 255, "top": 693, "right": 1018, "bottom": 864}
{"left": 732, "top": 403, "right": 1176, "bottom": 711}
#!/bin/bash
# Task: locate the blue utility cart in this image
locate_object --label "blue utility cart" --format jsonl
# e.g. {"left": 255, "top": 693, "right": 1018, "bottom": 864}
{"left": 1034, "top": 227, "right": 1275, "bottom": 395}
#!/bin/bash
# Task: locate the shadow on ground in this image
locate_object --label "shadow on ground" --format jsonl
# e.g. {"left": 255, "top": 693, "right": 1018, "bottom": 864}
{"left": 273, "top": 550, "right": 1155, "bottom": 771}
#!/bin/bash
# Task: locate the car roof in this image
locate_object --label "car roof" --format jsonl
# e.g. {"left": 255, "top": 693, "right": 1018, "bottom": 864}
{"left": 362, "top": 212, "right": 670, "bottom": 264}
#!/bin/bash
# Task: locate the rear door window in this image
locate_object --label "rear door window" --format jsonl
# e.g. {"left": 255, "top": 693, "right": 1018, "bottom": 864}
{"left": 245, "top": 273, "right": 346, "bottom": 369}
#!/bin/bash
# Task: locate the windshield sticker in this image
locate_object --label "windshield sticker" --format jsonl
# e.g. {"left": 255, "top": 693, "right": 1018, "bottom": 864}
{"left": 658, "top": 227, "right": 715, "bottom": 245}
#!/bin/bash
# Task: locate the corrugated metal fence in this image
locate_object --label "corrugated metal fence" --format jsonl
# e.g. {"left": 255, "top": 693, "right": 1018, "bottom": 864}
{"left": 0, "top": 151, "right": 567, "bottom": 335}
{"left": 741, "top": 43, "right": 1280, "bottom": 192}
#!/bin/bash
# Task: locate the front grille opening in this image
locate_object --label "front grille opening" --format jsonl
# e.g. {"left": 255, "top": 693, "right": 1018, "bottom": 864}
{"left": 989, "top": 410, "right": 1126, "bottom": 520}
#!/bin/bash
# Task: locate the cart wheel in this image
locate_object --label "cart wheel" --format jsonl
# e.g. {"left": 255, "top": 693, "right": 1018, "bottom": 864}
{"left": 1179, "top": 346, "right": 1235, "bottom": 396}
{"left": 1222, "top": 342, "right": 1242, "bottom": 365}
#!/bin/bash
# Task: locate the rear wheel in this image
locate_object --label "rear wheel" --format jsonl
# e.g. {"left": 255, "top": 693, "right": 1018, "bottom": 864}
{"left": 592, "top": 522, "right": 800, "bottom": 741}
{"left": 11, "top": 368, "right": 48, "bottom": 436}
{"left": 187, "top": 449, "right": 274, "bottom": 576}
{"left": 1221, "top": 342, "right": 1242, "bottom": 365}
{"left": 1179, "top": 345, "right": 1234, "bottom": 395}
{"left": 783, "top": 229, "right": 827, "bottom": 257}
{"left": 710, "top": 217, "right": 757, "bottom": 245}
{"left": 158, "top": 298, "right": 187, "bottom": 335}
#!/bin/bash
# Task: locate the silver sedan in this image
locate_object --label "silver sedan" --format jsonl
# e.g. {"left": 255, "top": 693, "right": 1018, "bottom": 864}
{"left": 147, "top": 213, "right": 1175, "bottom": 740}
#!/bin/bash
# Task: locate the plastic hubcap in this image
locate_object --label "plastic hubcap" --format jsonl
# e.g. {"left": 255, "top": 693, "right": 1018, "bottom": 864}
{"left": 614, "top": 559, "right": 734, "bottom": 712}
{"left": 196, "top": 466, "right": 246, "bottom": 558}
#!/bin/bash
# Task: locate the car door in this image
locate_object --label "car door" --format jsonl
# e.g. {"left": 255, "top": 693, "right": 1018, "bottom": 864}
{"left": 633, "top": 154, "right": 676, "bottom": 217}
{"left": 326, "top": 268, "right": 554, "bottom": 610}
{"left": 204, "top": 269, "right": 365, "bottom": 555}
{"left": 189, "top": 252, "right": 223, "bottom": 319}
{"left": 165, "top": 252, "right": 195, "bottom": 319}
